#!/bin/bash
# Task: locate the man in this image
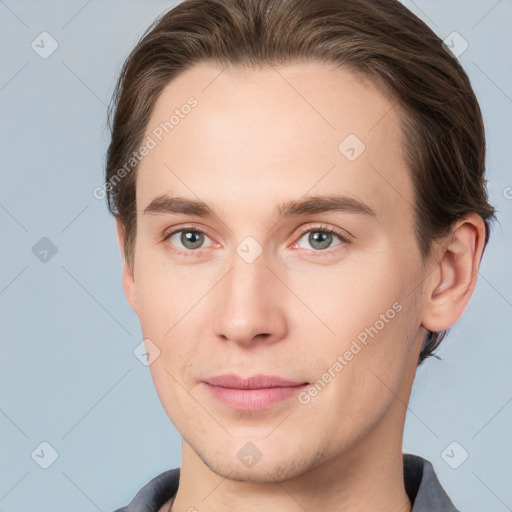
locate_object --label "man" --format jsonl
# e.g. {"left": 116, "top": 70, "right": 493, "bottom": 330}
{"left": 106, "top": 0, "right": 496, "bottom": 510}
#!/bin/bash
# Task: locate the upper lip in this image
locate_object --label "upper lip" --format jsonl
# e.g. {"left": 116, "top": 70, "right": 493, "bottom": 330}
{"left": 205, "top": 374, "right": 308, "bottom": 389}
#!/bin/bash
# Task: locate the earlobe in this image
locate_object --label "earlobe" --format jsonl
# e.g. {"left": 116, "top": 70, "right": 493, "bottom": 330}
{"left": 115, "top": 218, "right": 138, "bottom": 314}
{"left": 421, "top": 214, "right": 485, "bottom": 332}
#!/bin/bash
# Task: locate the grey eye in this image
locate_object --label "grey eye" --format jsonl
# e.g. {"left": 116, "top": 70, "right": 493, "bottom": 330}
{"left": 170, "top": 230, "right": 208, "bottom": 250}
{"left": 296, "top": 230, "right": 343, "bottom": 251}
{"left": 310, "top": 231, "right": 333, "bottom": 250}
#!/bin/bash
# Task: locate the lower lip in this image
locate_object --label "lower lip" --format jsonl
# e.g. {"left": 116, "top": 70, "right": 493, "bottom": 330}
{"left": 204, "top": 383, "right": 309, "bottom": 410}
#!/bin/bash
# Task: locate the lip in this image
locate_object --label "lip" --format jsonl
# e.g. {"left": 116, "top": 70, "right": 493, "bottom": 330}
{"left": 205, "top": 374, "right": 308, "bottom": 389}
{"left": 203, "top": 374, "right": 309, "bottom": 411}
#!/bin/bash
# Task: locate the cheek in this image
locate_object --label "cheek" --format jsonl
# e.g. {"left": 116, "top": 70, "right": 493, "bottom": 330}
{"left": 285, "top": 251, "right": 420, "bottom": 398}
{"left": 134, "top": 252, "right": 205, "bottom": 335}
{"left": 286, "top": 255, "right": 405, "bottom": 340}
{"left": 133, "top": 256, "right": 208, "bottom": 373}
{"left": 136, "top": 282, "right": 201, "bottom": 423}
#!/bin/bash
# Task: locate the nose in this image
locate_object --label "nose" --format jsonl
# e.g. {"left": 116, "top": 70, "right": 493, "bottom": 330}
{"left": 213, "top": 252, "right": 288, "bottom": 347}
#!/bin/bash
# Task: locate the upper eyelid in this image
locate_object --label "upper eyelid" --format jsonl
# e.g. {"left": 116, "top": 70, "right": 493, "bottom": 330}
{"left": 295, "top": 224, "right": 350, "bottom": 240}
{"left": 164, "top": 223, "right": 213, "bottom": 238}
{"left": 164, "top": 224, "right": 347, "bottom": 237}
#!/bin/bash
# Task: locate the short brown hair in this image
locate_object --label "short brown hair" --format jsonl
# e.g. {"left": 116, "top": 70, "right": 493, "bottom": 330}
{"left": 105, "top": 0, "right": 496, "bottom": 364}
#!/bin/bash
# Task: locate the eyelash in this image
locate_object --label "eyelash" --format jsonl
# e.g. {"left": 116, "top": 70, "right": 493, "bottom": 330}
{"left": 163, "top": 225, "right": 216, "bottom": 258}
{"left": 162, "top": 224, "right": 351, "bottom": 258}
{"left": 294, "top": 224, "right": 351, "bottom": 257}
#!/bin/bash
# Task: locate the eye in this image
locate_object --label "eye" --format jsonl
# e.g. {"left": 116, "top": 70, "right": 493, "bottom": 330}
{"left": 165, "top": 228, "right": 214, "bottom": 252}
{"left": 294, "top": 226, "right": 349, "bottom": 252}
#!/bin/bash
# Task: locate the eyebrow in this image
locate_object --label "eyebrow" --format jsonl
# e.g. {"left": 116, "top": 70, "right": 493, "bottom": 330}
{"left": 142, "top": 194, "right": 377, "bottom": 220}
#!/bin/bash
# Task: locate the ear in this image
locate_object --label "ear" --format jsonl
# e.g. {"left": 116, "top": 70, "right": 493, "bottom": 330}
{"left": 421, "top": 213, "right": 486, "bottom": 332}
{"left": 116, "top": 217, "right": 138, "bottom": 314}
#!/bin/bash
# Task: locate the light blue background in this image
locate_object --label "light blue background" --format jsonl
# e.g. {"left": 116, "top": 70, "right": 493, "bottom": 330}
{"left": 1, "top": 1, "right": 511, "bottom": 511}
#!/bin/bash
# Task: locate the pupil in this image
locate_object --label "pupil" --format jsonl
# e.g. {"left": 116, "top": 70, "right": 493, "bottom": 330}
{"left": 182, "top": 231, "right": 203, "bottom": 249}
{"left": 310, "top": 231, "right": 332, "bottom": 250}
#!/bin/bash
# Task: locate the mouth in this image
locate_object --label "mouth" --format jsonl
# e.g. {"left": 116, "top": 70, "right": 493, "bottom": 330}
{"left": 202, "top": 374, "right": 309, "bottom": 410}
{"left": 205, "top": 373, "right": 308, "bottom": 389}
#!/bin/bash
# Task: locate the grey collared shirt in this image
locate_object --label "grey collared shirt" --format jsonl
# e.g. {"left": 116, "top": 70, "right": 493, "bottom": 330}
{"left": 113, "top": 453, "right": 461, "bottom": 512}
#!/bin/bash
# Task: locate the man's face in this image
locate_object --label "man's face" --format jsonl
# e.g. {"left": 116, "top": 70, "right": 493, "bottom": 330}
{"left": 121, "top": 61, "right": 428, "bottom": 482}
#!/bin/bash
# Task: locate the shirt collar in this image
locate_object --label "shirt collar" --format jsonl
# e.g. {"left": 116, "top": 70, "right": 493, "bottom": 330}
{"left": 404, "top": 453, "right": 461, "bottom": 511}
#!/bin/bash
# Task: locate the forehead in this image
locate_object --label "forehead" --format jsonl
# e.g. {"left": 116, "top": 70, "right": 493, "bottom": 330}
{"left": 136, "top": 61, "right": 413, "bottom": 226}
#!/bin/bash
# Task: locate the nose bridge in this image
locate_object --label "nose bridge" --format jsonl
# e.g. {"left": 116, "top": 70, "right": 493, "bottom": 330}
{"left": 214, "top": 250, "right": 286, "bottom": 345}
{"left": 235, "top": 255, "right": 272, "bottom": 305}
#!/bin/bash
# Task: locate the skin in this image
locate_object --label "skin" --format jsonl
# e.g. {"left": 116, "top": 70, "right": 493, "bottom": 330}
{"left": 116, "top": 61, "right": 485, "bottom": 511}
